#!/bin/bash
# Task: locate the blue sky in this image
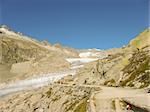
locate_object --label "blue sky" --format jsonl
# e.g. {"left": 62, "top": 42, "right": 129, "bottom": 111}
{"left": 0, "top": 0, "right": 149, "bottom": 49}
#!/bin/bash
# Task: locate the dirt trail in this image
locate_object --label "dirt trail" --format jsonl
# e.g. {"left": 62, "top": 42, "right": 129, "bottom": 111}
{"left": 44, "top": 83, "right": 150, "bottom": 112}
{"left": 90, "top": 86, "right": 150, "bottom": 112}
{"left": 115, "top": 99, "right": 122, "bottom": 112}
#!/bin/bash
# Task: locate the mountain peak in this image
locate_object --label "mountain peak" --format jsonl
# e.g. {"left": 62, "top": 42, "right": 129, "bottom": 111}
{"left": 129, "top": 28, "right": 150, "bottom": 49}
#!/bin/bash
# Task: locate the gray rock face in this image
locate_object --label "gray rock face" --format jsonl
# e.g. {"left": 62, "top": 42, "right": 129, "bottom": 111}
{"left": 0, "top": 36, "right": 48, "bottom": 64}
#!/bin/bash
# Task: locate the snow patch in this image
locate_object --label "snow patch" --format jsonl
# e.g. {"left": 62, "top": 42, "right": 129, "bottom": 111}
{"left": 79, "top": 52, "right": 101, "bottom": 58}
{"left": 66, "top": 58, "right": 99, "bottom": 63}
{"left": 88, "top": 48, "right": 102, "bottom": 51}
{"left": 0, "top": 28, "right": 18, "bottom": 36}
{"left": 0, "top": 70, "right": 76, "bottom": 97}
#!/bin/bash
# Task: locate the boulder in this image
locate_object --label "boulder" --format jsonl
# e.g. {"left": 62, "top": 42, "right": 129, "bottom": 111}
{"left": 10, "top": 61, "right": 32, "bottom": 74}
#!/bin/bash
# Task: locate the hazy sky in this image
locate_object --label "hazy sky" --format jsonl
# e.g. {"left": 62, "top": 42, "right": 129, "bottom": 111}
{"left": 0, "top": 0, "right": 149, "bottom": 49}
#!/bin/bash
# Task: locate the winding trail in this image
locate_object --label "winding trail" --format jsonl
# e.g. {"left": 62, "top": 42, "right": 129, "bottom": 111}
{"left": 89, "top": 86, "right": 150, "bottom": 112}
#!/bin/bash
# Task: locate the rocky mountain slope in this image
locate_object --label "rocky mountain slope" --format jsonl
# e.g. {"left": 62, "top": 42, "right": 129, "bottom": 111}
{"left": 74, "top": 29, "right": 150, "bottom": 88}
{"left": 0, "top": 28, "right": 149, "bottom": 112}
{"left": 0, "top": 25, "right": 78, "bottom": 82}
